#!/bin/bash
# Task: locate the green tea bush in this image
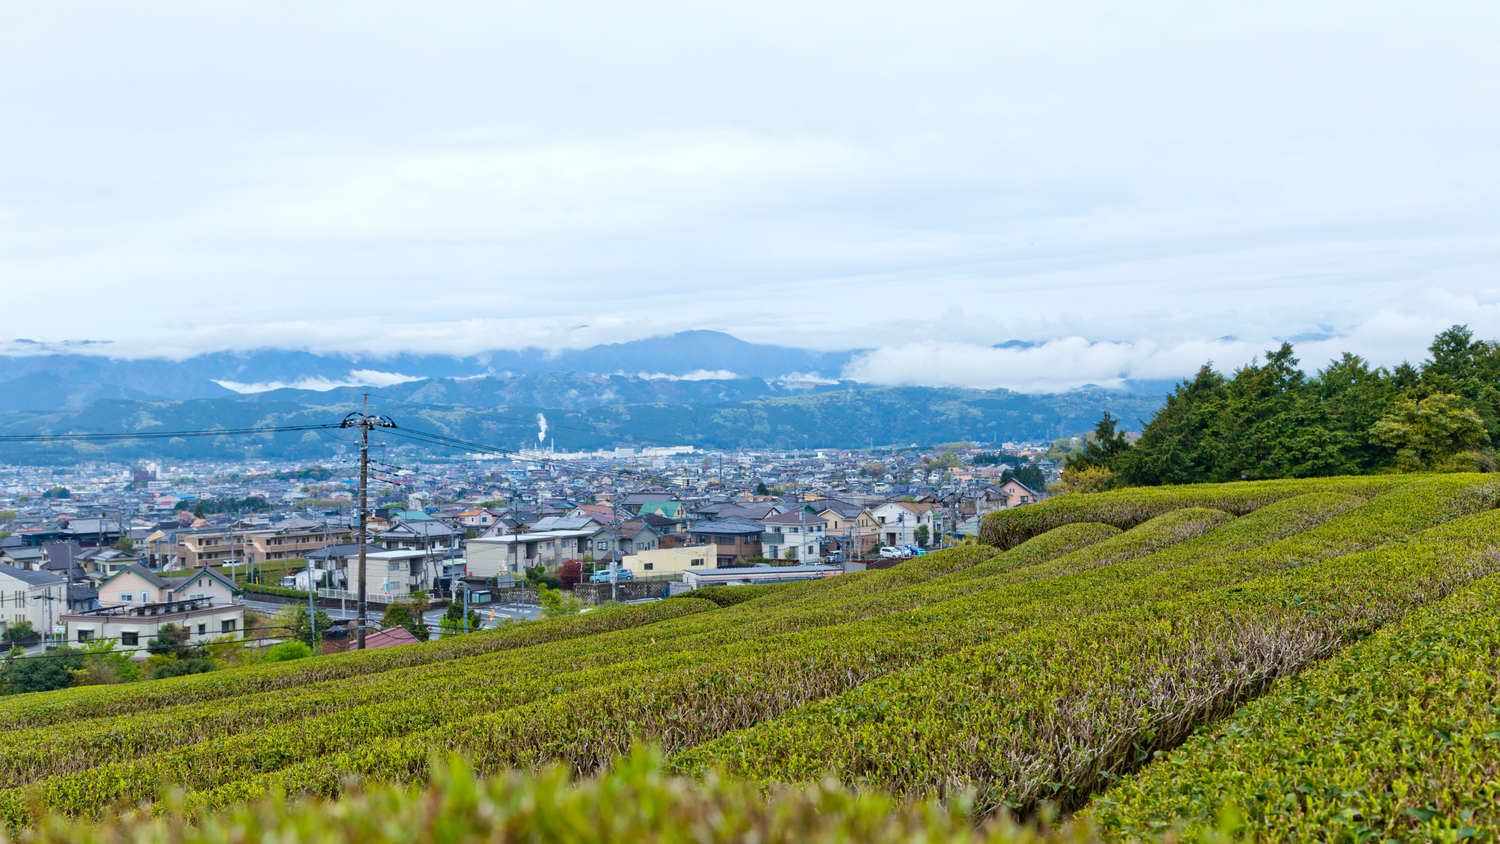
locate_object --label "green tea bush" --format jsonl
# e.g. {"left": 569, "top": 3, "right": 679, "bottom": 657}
{"left": 674, "top": 508, "right": 1500, "bottom": 817}
{"left": 681, "top": 583, "right": 793, "bottom": 607}
{"left": 1088, "top": 572, "right": 1500, "bottom": 840}
{"left": 0, "top": 598, "right": 716, "bottom": 732}
{"left": 18, "top": 749, "right": 1108, "bottom": 844}
{"left": 165, "top": 498, "right": 1363, "bottom": 813}
{"left": 978, "top": 476, "right": 1396, "bottom": 548}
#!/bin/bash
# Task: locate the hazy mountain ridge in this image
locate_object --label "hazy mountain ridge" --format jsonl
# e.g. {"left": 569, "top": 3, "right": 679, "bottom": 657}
{"left": 0, "top": 332, "right": 860, "bottom": 406}
{"left": 247, "top": 372, "right": 853, "bottom": 410}
{"left": 0, "top": 385, "right": 1165, "bottom": 463}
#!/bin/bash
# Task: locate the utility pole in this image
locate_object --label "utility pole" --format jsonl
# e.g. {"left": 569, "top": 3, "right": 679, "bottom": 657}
{"left": 341, "top": 396, "right": 396, "bottom": 650}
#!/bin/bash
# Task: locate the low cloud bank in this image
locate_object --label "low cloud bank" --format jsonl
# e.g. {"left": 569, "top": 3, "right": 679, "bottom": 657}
{"left": 215, "top": 369, "right": 422, "bottom": 394}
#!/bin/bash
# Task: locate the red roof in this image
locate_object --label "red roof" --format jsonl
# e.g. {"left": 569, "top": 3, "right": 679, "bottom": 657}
{"left": 362, "top": 626, "right": 419, "bottom": 648}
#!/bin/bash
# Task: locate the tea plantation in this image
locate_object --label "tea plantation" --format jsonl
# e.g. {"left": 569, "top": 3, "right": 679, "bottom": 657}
{"left": 4, "top": 473, "right": 1499, "bottom": 842}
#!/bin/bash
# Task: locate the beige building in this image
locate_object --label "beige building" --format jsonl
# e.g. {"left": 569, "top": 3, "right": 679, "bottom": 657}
{"left": 62, "top": 564, "right": 244, "bottom": 655}
{"left": 63, "top": 599, "right": 244, "bottom": 654}
{"left": 169, "top": 520, "right": 351, "bottom": 569}
{"left": 622, "top": 545, "right": 717, "bottom": 578}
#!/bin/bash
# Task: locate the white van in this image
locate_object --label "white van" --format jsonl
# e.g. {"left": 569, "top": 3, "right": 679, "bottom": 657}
{"left": 878, "top": 546, "right": 908, "bottom": 559}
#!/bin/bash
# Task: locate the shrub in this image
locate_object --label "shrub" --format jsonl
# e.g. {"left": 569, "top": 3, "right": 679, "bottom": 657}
{"left": 15, "top": 749, "right": 1107, "bottom": 844}
{"left": 1088, "top": 571, "right": 1500, "bottom": 839}
{"left": 3, "top": 621, "right": 35, "bottom": 643}
{"left": 152, "top": 659, "right": 218, "bottom": 678}
{"left": 264, "top": 642, "right": 313, "bottom": 663}
{"left": 978, "top": 475, "right": 1396, "bottom": 548}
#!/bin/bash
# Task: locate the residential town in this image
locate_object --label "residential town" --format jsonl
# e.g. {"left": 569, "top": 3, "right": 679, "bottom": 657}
{"left": 0, "top": 441, "right": 1059, "bottom": 656}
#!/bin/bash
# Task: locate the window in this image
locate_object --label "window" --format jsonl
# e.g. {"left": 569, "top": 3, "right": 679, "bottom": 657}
{"left": 690, "top": 558, "right": 705, "bottom": 567}
{"left": 197, "top": 623, "right": 206, "bottom": 635}
{"left": 120, "top": 632, "right": 138, "bottom": 646}
{"left": 596, "top": 540, "right": 609, "bottom": 550}
{"left": 141, "top": 591, "right": 150, "bottom": 605}
{"left": 222, "top": 620, "right": 237, "bottom": 633}
{"left": 77, "top": 629, "right": 94, "bottom": 642}
{"left": 120, "top": 593, "right": 133, "bottom": 604}
{"left": 643, "top": 562, "right": 654, "bottom": 571}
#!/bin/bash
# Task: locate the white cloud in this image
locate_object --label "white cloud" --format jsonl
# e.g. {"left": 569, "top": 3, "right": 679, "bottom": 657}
{"left": 2, "top": 1, "right": 1500, "bottom": 365}
{"left": 844, "top": 298, "right": 1500, "bottom": 393}
{"left": 634, "top": 370, "right": 742, "bottom": 381}
{"left": 214, "top": 370, "right": 422, "bottom": 393}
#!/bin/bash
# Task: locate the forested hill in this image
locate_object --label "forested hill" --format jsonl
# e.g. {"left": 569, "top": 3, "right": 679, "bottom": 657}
{"left": 0, "top": 384, "right": 1166, "bottom": 464}
{"left": 1069, "top": 325, "right": 1500, "bottom": 486}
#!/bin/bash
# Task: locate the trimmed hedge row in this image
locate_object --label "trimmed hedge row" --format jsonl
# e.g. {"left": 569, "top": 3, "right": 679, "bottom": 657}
{"left": 238, "top": 583, "right": 309, "bottom": 599}
{"left": 1089, "top": 571, "right": 1500, "bottom": 839}
{"left": 0, "top": 524, "right": 1114, "bottom": 793}
{"left": 168, "top": 493, "right": 1383, "bottom": 812}
{"left": 18, "top": 749, "right": 1108, "bottom": 844}
{"left": 0, "top": 598, "right": 717, "bottom": 733}
{"left": 679, "top": 583, "right": 794, "bottom": 607}
{"left": 674, "top": 507, "right": 1500, "bottom": 817}
{"left": 977, "top": 475, "right": 1398, "bottom": 548}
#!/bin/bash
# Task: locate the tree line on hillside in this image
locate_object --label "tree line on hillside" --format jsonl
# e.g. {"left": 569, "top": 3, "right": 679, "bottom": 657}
{"left": 1058, "top": 325, "right": 1500, "bottom": 489}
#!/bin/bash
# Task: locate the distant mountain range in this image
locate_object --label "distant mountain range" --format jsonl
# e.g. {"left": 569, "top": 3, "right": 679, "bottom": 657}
{"left": 0, "top": 331, "right": 858, "bottom": 409}
{"left": 0, "top": 382, "right": 1167, "bottom": 464}
{"left": 0, "top": 331, "right": 1175, "bottom": 462}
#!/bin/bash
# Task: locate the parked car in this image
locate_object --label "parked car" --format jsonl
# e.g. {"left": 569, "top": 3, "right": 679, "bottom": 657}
{"left": 588, "top": 568, "right": 635, "bottom": 583}
{"left": 878, "top": 546, "right": 909, "bottom": 559}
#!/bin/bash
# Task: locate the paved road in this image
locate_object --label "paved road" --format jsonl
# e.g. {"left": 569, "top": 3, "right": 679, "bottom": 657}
{"left": 242, "top": 598, "right": 545, "bottom": 636}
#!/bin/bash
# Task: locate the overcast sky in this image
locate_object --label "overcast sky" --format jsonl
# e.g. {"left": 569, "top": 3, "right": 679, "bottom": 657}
{"left": 3, "top": 1, "right": 1500, "bottom": 390}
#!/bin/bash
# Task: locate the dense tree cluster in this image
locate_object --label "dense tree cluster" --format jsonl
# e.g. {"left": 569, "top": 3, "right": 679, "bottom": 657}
{"left": 1069, "top": 326, "right": 1500, "bottom": 486}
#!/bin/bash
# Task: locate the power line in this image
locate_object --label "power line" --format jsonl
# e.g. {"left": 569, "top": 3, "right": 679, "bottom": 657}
{"left": 0, "top": 423, "right": 341, "bottom": 443}
{"left": 365, "top": 393, "right": 703, "bottom": 450}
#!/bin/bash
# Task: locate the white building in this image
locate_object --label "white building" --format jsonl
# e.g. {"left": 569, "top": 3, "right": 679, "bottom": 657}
{"left": 0, "top": 564, "right": 67, "bottom": 639}
{"left": 759, "top": 512, "right": 826, "bottom": 563}
{"left": 466, "top": 529, "right": 595, "bottom": 578}
{"left": 867, "top": 501, "right": 938, "bottom": 546}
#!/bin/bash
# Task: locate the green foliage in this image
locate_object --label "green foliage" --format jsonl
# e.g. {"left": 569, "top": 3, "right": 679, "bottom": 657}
{"left": 978, "top": 474, "right": 1395, "bottom": 548}
{"left": 146, "top": 625, "right": 189, "bottom": 658}
{"left": 999, "top": 463, "right": 1047, "bottom": 492}
{"left": 1100, "top": 327, "right": 1500, "bottom": 484}
{"left": 677, "top": 583, "right": 792, "bottom": 607}
{"left": 14, "top": 748, "right": 1111, "bottom": 844}
{"left": 1060, "top": 412, "right": 1131, "bottom": 474}
{"left": 922, "top": 451, "right": 962, "bottom": 470}
{"left": 3, "top": 647, "right": 81, "bottom": 694}
{"left": 524, "top": 565, "right": 560, "bottom": 591}
{"left": 6, "top": 475, "right": 1500, "bottom": 839}
{"left": 380, "top": 602, "right": 431, "bottom": 642}
{"left": 152, "top": 658, "right": 219, "bottom": 677}
{"left": 1090, "top": 572, "right": 1500, "bottom": 839}
{"left": 272, "top": 605, "right": 333, "bottom": 646}
{"left": 264, "top": 642, "right": 313, "bottom": 663}
{"left": 914, "top": 525, "right": 929, "bottom": 547}
{"left": 238, "top": 583, "right": 310, "bottom": 598}
{"left": 174, "top": 496, "right": 272, "bottom": 514}
{"left": 1370, "top": 392, "right": 1490, "bottom": 471}
{"left": 538, "top": 585, "right": 583, "bottom": 617}
{"left": 675, "top": 486, "right": 1500, "bottom": 816}
{"left": 3, "top": 621, "right": 35, "bottom": 643}
{"left": 439, "top": 600, "right": 483, "bottom": 637}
